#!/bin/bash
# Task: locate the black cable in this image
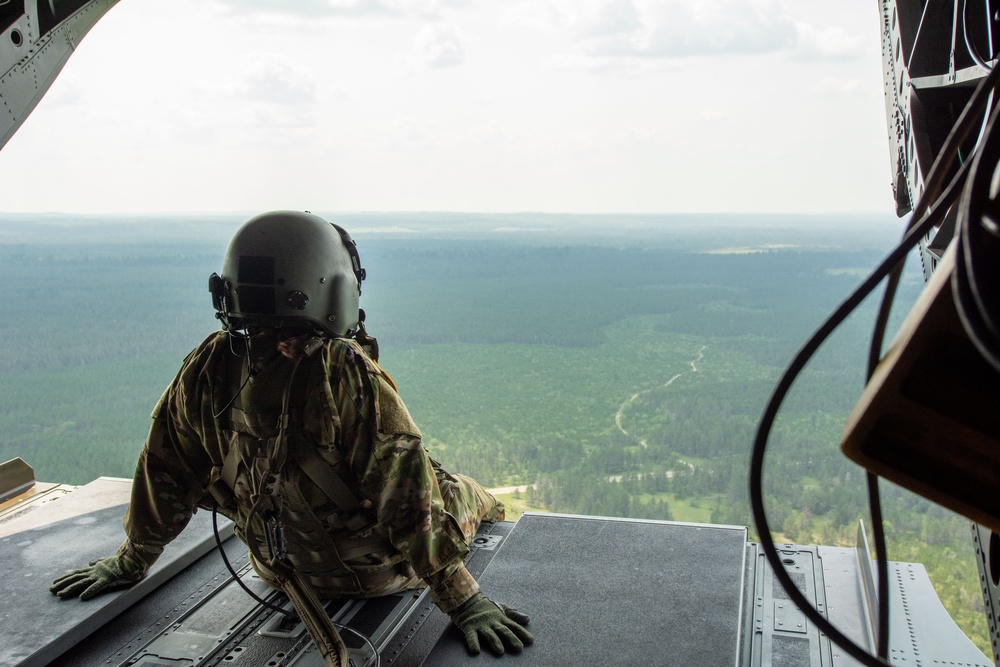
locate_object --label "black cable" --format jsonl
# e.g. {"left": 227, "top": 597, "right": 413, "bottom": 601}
{"left": 955, "top": 97, "right": 1000, "bottom": 373}
{"left": 865, "top": 250, "right": 912, "bottom": 660}
{"left": 865, "top": 18, "right": 1000, "bottom": 651}
{"left": 963, "top": 0, "right": 994, "bottom": 71}
{"left": 212, "top": 505, "right": 293, "bottom": 617}
{"left": 863, "top": 209, "right": 913, "bottom": 661}
{"left": 750, "top": 198, "right": 953, "bottom": 667}
{"left": 749, "top": 177, "right": 961, "bottom": 667}
{"left": 212, "top": 331, "right": 254, "bottom": 419}
{"left": 212, "top": 503, "right": 383, "bottom": 665}
{"left": 864, "top": 256, "right": 903, "bottom": 661}
{"left": 865, "top": 472, "right": 890, "bottom": 658}
{"left": 865, "top": 261, "right": 905, "bottom": 384}
{"left": 750, "top": 59, "right": 1000, "bottom": 667}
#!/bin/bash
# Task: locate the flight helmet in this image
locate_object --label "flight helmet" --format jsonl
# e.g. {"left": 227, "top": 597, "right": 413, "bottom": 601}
{"left": 210, "top": 211, "right": 366, "bottom": 337}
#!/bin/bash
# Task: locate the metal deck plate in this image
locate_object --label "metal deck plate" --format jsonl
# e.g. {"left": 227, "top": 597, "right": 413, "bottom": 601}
{"left": 0, "top": 477, "right": 231, "bottom": 667}
{"left": 426, "top": 513, "right": 749, "bottom": 666}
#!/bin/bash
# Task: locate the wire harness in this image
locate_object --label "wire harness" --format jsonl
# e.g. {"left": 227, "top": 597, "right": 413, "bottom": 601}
{"left": 749, "top": 60, "right": 1000, "bottom": 667}
{"left": 212, "top": 506, "right": 383, "bottom": 667}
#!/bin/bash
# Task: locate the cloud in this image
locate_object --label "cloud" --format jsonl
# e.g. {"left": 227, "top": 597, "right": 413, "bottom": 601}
{"left": 375, "top": 113, "right": 435, "bottom": 149}
{"left": 812, "top": 77, "right": 866, "bottom": 97}
{"left": 700, "top": 109, "right": 729, "bottom": 122}
{"left": 537, "top": 0, "right": 798, "bottom": 62}
{"left": 544, "top": 51, "right": 669, "bottom": 76}
{"left": 466, "top": 121, "right": 507, "bottom": 144}
{"left": 230, "top": 55, "right": 319, "bottom": 105}
{"left": 501, "top": 2, "right": 559, "bottom": 31}
{"left": 588, "top": 0, "right": 643, "bottom": 37}
{"left": 794, "top": 24, "right": 867, "bottom": 61}
{"left": 325, "top": 0, "right": 471, "bottom": 17}
{"left": 409, "top": 23, "right": 466, "bottom": 70}
{"left": 605, "top": 0, "right": 797, "bottom": 58}
{"left": 43, "top": 79, "right": 85, "bottom": 108}
{"left": 556, "top": 0, "right": 643, "bottom": 38}
{"left": 222, "top": 0, "right": 348, "bottom": 16}
{"left": 219, "top": 0, "right": 472, "bottom": 18}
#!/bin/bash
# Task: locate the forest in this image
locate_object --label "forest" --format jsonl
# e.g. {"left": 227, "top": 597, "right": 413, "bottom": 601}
{"left": 0, "top": 212, "right": 989, "bottom": 654}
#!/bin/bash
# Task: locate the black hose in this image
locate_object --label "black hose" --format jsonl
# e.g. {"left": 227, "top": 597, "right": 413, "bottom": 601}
{"left": 749, "top": 59, "right": 1000, "bottom": 666}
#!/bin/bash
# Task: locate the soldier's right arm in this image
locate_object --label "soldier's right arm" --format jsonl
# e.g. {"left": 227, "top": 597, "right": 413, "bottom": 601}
{"left": 51, "top": 342, "right": 218, "bottom": 600}
{"left": 121, "top": 347, "right": 217, "bottom": 574}
{"left": 119, "top": 413, "right": 213, "bottom": 575}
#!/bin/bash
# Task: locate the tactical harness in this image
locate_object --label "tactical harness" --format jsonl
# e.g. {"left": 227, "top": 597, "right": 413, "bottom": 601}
{"left": 205, "top": 338, "right": 406, "bottom": 667}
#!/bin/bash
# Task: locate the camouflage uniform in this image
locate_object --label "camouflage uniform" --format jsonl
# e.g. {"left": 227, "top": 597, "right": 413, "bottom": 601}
{"left": 118, "top": 330, "right": 503, "bottom": 613}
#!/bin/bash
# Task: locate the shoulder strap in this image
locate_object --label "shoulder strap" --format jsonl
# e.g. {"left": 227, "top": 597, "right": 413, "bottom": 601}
{"left": 288, "top": 444, "right": 362, "bottom": 518}
{"left": 283, "top": 344, "right": 366, "bottom": 522}
{"left": 212, "top": 340, "right": 372, "bottom": 532}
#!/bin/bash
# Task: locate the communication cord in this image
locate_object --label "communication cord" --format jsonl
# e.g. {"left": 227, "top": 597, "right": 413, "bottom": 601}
{"left": 954, "top": 99, "right": 1000, "bottom": 372}
{"left": 750, "top": 59, "right": 1000, "bottom": 667}
{"left": 863, "top": 193, "right": 917, "bottom": 659}
{"left": 963, "top": 0, "right": 994, "bottom": 71}
{"left": 211, "top": 505, "right": 382, "bottom": 667}
{"left": 212, "top": 330, "right": 254, "bottom": 419}
{"left": 750, "top": 163, "right": 966, "bottom": 667}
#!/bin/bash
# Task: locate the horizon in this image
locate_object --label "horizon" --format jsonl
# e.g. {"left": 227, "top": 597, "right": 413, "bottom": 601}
{"left": 0, "top": 209, "right": 904, "bottom": 225}
{"left": 0, "top": 210, "right": 908, "bottom": 250}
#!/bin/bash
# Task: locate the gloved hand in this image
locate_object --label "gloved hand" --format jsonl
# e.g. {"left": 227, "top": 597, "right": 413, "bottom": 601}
{"left": 50, "top": 555, "right": 144, "bottom": 600}
{"left": 449, "top": 592, "right": 534, "bottom": 656}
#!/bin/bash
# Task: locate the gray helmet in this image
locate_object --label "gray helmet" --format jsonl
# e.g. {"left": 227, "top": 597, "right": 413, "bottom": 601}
{"left": 210, "top": 210, "right": 366, "bottom": 337}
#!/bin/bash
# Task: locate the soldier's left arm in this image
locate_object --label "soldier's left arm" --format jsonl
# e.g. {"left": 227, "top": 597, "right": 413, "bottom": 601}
{"left": 365, "top": 370, "right": 532, "bottom": 655}
{"left": 334, "top": 344, "right": 479, "bottom": 613}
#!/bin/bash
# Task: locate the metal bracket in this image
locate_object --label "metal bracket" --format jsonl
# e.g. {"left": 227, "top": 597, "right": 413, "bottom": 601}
{"left": 470, "top": 535, "right": 502, "bottom": 551}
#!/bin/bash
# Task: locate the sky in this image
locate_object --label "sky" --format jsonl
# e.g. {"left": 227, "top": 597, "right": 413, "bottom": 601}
{"left": 0, "top": 0, "right": 898, "bottom": 216}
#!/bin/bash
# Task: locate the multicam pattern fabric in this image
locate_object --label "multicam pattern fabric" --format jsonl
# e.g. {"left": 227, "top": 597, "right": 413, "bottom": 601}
{"left": 121, "top": 331, "right": 503, "bottom": 613}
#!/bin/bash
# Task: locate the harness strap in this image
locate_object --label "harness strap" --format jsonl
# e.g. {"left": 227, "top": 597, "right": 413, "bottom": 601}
{"left": 243, "top": 468, "right": 350, "bottom": 667}
{"left": 219, "top": 436, "right": 242, "bottom": 492}
{"left": 206, "top": 438, "right": 243, "bottom": 509}
{"left": 283, "top": 569, "right": 351, "bottom": 667}
{"left": 246, "top": 511, "right": 350, "bottom": 667}
{"left": 283, "top": 348, "right": 373, "bottom": 531}
{"left": 304, "top": 566, "right": 401, "bottom": 591}
{"left": 268, "top": 354, "right": 306, "bottom": 473}
{"left": 212, "top": 337, "right": 390, "bottom": 573}
{"left": 289, "top": 443, "right": 371, "bottom": 531}
{"left": 334, "top": 533, "right": 395, "bottom": 561}
{"left": 212, "top": 345, "right": 312, "bottom": 506}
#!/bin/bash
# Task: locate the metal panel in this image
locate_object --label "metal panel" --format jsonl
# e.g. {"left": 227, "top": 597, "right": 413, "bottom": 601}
{"left": 883, "top": 560, "right": 990, "bottom": 666}
{"left": 972, "top": 522, "right": 1000, "bottom": 665}
{"left": 0, "top": 0, "right": 121, "bottom": 150}
{"left": 0, "top": 457, "right": 35, "bottom": 502}
{"left": 0, "top": 477, "right": 233, "bottom": 667}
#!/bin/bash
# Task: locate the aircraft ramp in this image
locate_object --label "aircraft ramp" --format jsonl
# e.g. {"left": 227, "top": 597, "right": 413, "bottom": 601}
{"left": 0, "top": 479, "right": 991, "bottom": 667}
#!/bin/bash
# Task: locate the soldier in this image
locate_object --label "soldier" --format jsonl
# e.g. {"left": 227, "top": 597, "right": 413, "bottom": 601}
{"left": 50, "top": 211, "right": 533, "bottom": 663}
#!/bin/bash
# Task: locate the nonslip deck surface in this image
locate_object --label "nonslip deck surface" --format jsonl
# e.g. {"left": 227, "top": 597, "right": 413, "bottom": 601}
{"left": 426, "top": 514, "right": 748, "bottom": 666}
{"left": 1, "top": 478, "right": 228, "bottom": 667}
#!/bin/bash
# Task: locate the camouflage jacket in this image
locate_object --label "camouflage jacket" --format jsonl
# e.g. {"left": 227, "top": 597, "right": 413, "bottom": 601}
{"left": 120, "top": 331, "right": 479, "bottom": 612}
